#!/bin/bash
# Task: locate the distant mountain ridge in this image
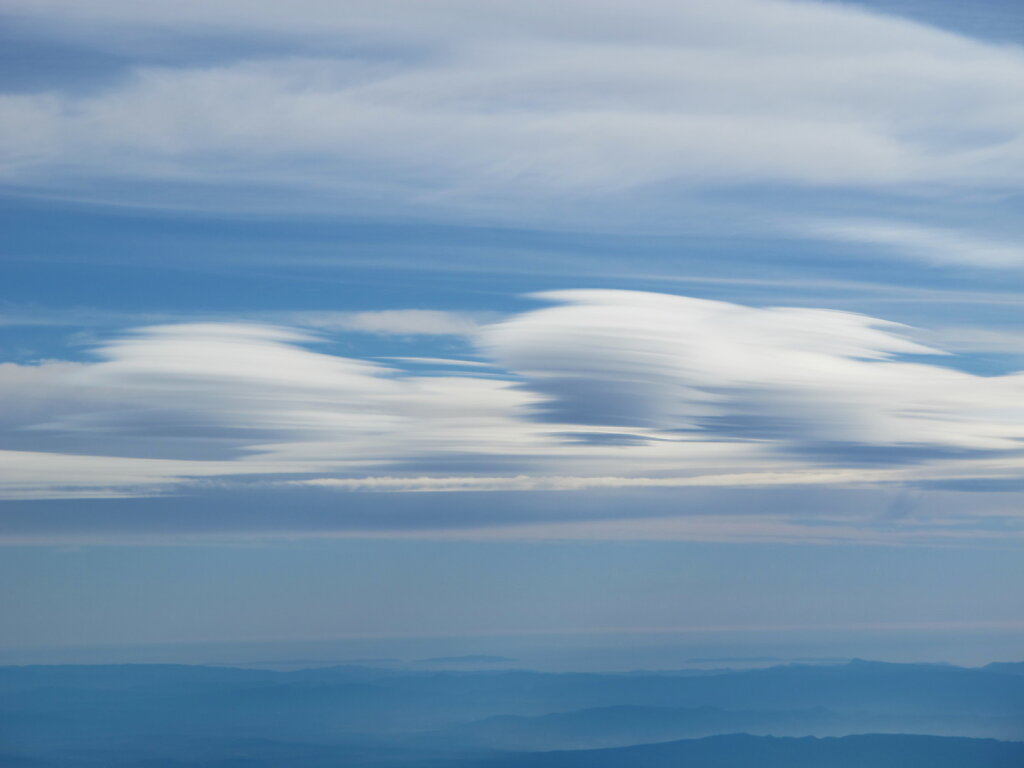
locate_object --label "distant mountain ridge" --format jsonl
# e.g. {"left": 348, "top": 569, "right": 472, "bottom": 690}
{"left": 421, "top": 702, "right": 1022, "bottom": 750}
{"left": 474, "top": 733, "right": 1024, "bottom": 768}
{"left": 2, "top": 660, "right": 1023, "bottom": 766}
{"left": 986, "top": 661, "right": 1024, "bottom": 676}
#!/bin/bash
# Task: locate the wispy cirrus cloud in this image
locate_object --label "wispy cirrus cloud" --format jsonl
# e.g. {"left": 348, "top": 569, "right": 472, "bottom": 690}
{"left": 805, "top": 219, "right": 1024, "bottom": 268}
{"left": 2, "top": 0, "right": 1023, "bottom": 227}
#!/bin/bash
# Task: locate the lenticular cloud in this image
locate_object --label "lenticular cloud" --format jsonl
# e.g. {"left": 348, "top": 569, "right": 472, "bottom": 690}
{"left": 482, "top": 290, "right": 1024, "bottom": 453}
{"left": 3, "top": 290, "right": 1024, "bottom": 501}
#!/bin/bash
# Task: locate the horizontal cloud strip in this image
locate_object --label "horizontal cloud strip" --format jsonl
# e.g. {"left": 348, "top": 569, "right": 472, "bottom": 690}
{"left": 2, "top": 290, "right": 1024, "bottom": 507}
{"left": 295, "top": 469, "right": 908, "bottom": 493}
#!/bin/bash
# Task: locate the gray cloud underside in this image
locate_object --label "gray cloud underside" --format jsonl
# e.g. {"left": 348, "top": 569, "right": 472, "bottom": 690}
{"left": 3, "top": 484, "right": 1021, "bottom": 548}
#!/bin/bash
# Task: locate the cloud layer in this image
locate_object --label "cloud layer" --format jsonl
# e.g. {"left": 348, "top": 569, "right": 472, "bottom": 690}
{"left": 2, "top": 0, "right": 1024, "bottom": 228}
{"left": 483, "top": 290, "right": 1024, "bottom": 453}
{"left": 4, "top": 290, "right": 1024, "bottom": 507}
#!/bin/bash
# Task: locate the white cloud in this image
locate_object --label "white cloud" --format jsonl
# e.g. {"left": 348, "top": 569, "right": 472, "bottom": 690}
{"left": 916, "top": 327, "right": 1024, "bottom": 355}
{"left": 2, "top": 0, "right": 1023, "bottom": 222}
{"left": 70, "top": 322, "right": 549, "bottom": 461}
{"left": 0, "top": 322, "right": 588, "bottom": 498}
{"left": 806, "top": 219, "right": 1024, "bottom": 268}
{"left": 0, "top": 448, "right": 285, "bottom": 500}
{"left": 293, "top": 468, "right": 909, "bottom": 493}
{"left": 0, "top": 361, "right": 93, "bottom": 430}
{"left": 383, "top": 357, "right": 495, "bottom": 368}
{"left": 482, "top": 290, "right": 1024, "bottom": 452}
{"left": 3, "top": 291, "right": 1024, "bottom": 506}
{"left": 291, "top": 310, "right": 479, "bottom": 335}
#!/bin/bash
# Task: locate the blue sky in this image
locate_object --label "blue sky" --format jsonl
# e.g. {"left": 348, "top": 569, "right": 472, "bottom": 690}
{"left": 1, "top": 0, "right": 1023, "bottom": 663}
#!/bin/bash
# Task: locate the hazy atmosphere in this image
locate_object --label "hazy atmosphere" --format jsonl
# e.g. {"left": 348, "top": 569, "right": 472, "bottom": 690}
{"left": 2, "top": 1, "right": 1023, "bottom": 766}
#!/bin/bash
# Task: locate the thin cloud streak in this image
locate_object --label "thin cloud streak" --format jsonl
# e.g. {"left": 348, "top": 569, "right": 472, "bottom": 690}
{"left": 289, "top": 310, "right": 481, "bottom": 336}
{"left": 806, "top": 219, "right": 1024, "bottom": 268}
{"left": 294, "top": 469, "right": 910, "bottom": 493}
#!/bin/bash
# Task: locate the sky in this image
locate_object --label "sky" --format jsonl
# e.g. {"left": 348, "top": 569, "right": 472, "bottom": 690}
{"left": 1, "top": 0, "right": 1023, "bottom": 666}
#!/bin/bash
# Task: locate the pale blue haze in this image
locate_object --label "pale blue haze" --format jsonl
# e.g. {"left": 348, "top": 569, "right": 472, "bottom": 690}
{"left": 0, "top": 0, "right": 1022, "bottom": 667}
